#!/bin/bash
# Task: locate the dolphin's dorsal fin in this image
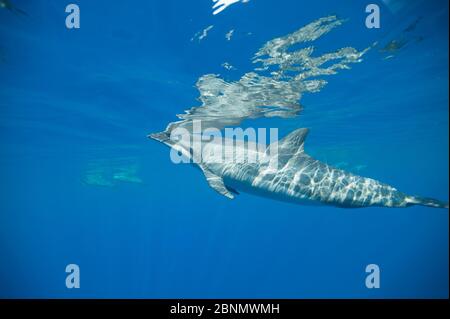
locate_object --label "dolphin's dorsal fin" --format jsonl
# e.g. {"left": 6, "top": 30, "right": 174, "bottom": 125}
{"left": 199, "top": 165, "right": 235, "bottom": 199}
{"left": 263, "top": 128, "right": 309, "bottom": 168}
{"left": 277, "top": 128, "right": 309, "bottom": 154}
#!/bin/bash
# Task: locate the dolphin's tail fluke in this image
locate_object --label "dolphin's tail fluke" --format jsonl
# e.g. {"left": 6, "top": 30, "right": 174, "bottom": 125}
{"left": 406, "top": 196, "right": 449, "bottom": 209}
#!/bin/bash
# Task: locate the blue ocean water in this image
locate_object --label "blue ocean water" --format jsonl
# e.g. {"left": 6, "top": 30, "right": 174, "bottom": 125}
{"left": 0, "top": 0, "right": 448, "bottom": 298}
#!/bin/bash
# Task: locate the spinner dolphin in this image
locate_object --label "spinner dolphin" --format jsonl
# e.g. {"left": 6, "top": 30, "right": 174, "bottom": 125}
{"left": 150, "top": 129, "right": 448, "bottom": 209}
{"left": 149, "top": 16, "right": 448, "bottom": 209}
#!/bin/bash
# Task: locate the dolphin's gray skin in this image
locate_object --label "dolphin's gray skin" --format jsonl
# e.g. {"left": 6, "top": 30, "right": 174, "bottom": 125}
{"left": 150, "top": 128, "right": 448, "bottom": 209}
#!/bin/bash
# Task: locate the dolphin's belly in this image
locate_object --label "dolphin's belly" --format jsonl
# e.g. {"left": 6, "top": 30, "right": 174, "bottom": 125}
{"left": 222, "top": 175, "right": 324, "bottom": 206}
{"left": 214, "top": 156, "right": 409, "bottom": 208}
{"left": 211, "top": 159, "right": 321, "bottom": 205}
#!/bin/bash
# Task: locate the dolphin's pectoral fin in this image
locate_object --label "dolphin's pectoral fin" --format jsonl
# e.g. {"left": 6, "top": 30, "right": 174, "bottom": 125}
{"left": 200, "top": 165, "right": 235, "bottom": 199}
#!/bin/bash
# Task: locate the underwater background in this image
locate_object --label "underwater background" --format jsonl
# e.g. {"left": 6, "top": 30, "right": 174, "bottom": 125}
{"left": 0, "top": 0, "right": 448, "bottom": 298}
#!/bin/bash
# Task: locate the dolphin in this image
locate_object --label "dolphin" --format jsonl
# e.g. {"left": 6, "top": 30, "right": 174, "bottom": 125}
{"left": 0, "top": 0, "right": 28, "bottom": 15}
{"left": 149, "top": 128, "right": 448, "bottom": 209}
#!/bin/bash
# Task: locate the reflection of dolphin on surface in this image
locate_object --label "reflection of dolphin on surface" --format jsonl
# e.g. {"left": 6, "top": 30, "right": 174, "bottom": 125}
{"left": 149, "top": 16, "right": 448, "bottom": 209}
{"left": 212, "top": 0, "right": 240, "bottom": 15}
